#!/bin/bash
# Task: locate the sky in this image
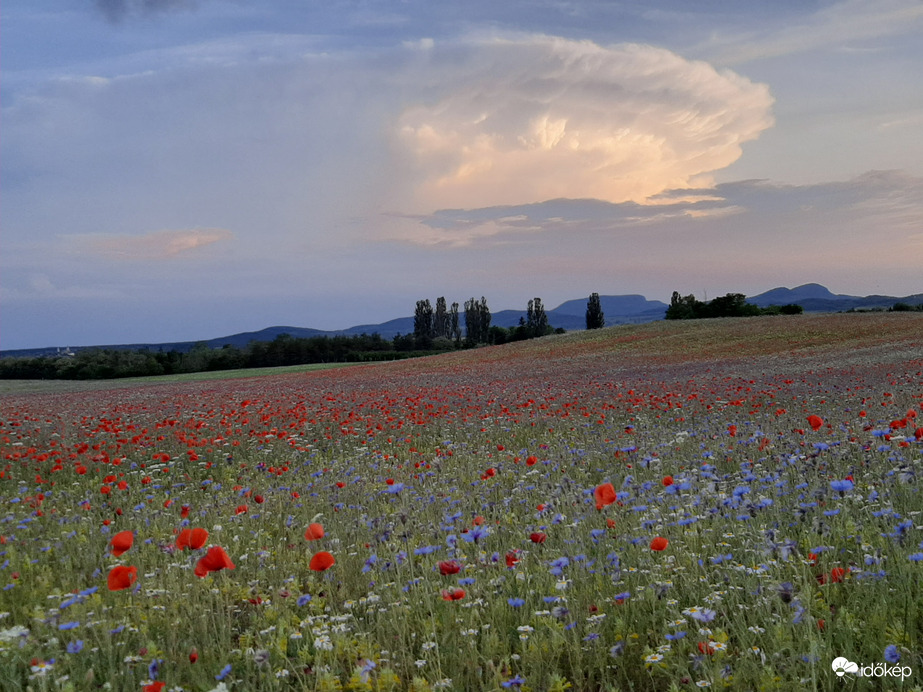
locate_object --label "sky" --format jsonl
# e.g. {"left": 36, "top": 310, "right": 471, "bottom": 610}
{"left": 3, "top": 0, "right": 922, "bottom": 350}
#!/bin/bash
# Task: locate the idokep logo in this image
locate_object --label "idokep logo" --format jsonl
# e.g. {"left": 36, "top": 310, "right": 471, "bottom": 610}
{"left": 831, "top": 658, "right": 858, "bottom": 677}
{"left": 831, "top": 657, "right": 912, "bottom": 681}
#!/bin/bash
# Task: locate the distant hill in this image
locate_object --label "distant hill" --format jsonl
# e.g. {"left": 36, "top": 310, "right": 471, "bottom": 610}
{"left": 749, "top": 283, "right": 923, "bottom": 313}
{"left": 3, "top": 285, "right": 920, "bottom": 359}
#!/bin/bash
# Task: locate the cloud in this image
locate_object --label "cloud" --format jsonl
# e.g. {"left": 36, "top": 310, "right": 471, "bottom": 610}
{"left": 394, "top": 169, "right": 923, "bottom": 250}
{"left": 394, "top": 35, "right": 774, "bottom": 212}
{"left": 73, "top": 227, "right": 233, "bottom": 260}
{"left": 95, "top": 0, "right": 194, "bottom": 24}
{"left": 702, "top": 0, "right": 923, "bottom": 65}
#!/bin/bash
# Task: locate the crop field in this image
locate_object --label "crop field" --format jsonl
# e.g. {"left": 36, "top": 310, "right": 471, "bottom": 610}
{"left": 1, "top": 313, "right": 922, "bottom": 691}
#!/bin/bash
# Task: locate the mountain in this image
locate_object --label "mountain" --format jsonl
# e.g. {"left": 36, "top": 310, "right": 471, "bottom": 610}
{"left": 3, "top": 286, "right": 919, "bottom": 359}
{"left": 749, "top": 283, "right": 923, "bottom": 312}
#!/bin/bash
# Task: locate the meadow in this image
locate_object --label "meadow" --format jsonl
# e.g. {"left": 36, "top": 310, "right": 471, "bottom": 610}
{"left": 1, "top": 313, "right": 922, "bottom": 692}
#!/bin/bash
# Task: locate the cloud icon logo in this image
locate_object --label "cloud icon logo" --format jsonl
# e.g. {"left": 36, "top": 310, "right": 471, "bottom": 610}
{"left": 831, "top": 657, "right": 859, "bottom": 676}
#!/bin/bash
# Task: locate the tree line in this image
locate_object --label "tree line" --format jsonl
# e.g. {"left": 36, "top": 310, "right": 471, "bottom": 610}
{"left": 2, "top": 293, "right": 610, "bottom": 380}
{"left": 0, "top": 333, "right": 431, "bottom": 380}
{"left": 665, "top": 292, "right": 803, "bottom": 320}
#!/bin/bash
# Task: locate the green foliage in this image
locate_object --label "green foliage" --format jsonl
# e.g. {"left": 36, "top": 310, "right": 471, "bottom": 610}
{"left": 890, "top": 302, "right": 923, "bottom": 312}
{"left": 585, "top": 292, "right": 605, "bottom": 329}
{"left": 526, "top": 297, "right": 552, "bottom": 338}
{"left": 0, "top": 333, "right": 444, "bottom": 381}
{"left": 464, "top": 297, "right": 491, "bottom": 345}
{"left": 666, "top": 291, "right": 803, "bottom": 319}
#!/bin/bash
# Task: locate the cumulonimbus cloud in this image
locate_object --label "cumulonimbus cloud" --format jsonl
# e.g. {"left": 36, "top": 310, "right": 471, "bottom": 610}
{"left": 396, "top": 35, "right": 774, "bottom": 211}
{"left": 76, "top": 227, "right": 233, "bottom": 260}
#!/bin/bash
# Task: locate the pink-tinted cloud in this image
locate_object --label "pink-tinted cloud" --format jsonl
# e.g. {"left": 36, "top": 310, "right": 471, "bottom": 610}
{"left": 76, "top": 227, "right": 233, "bottom": 260}
{"left": 396, "top": 35, "right": 774, "bottom": 212}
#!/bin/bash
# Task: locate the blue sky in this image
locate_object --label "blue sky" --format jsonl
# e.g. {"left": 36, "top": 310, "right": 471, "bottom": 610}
{"left": 3, "top": 0, "right": 922, "bottom": 349}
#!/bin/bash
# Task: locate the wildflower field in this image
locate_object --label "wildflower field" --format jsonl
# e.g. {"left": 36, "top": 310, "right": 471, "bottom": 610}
{"left": 2, "top": 313, "right": 922, "bottom": 692}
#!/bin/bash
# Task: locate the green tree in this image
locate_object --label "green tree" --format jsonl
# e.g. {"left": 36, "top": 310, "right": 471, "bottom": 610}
{"left": 586, "top": 292, "right": 605, "bottom": 329}
{"left": 464, "top": 296, "right": 491, "bottom": 344}
{"left": 449, "top": 302, "right": 461, "bottom": 344}
{"left": 414, "top": 299, "right": 434, "bottom": 343}
{"left": 434, "top": 297, "right": 449, "bottom": 339}
{"left": 526, "top": 297, "right": 550, "bottom": 337}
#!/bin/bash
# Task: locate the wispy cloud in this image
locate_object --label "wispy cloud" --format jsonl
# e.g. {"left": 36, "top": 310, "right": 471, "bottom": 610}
{"left": 72, "top": 227, "right": 233, "bottom": 260}
{"left": 701, "top": 0, "right": 923, "bottom": 65}
{"left": 394, "top": 170, "right": 923, "bottom": 249}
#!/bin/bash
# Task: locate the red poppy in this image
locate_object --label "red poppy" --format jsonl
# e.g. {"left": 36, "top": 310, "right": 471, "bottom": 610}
{"left": 309, "top": 551, "right": 335, "bottom": 572}
{"left": 107, "top": 564, "right": 137, "bottom": 591}
{"left": 176, "top": 527, "right": 208, "bottom": 550}
{"left": 915, "top": 427, "right": 923, "bottom": 441}
{"left": 235, "top": 504, "right": 248, "bottom": 515}
{"left": 662, "top": 476, "right": 674, "bottom": 487}
{"left": 194, "top": 546, "right": 235, "bottom": 577}
{"left": 189, "top": 647, "right": 198, "bottom": 664}
{"left": 606, "top": 518, "right": 616, "bottom": 529}
{"left": 304, "top": 523, "right": 325, "bottom": 541}
{"left": 594, "top": 482, "right": 616, "bottom": 510}
{"left": 529, "top": 531, "right": 547, "bottom": 544}
{"left": 526, "top": 455, "right": 538, "bottom": 466}
{"left": 110, "top": 531, "right": 134, "bottom": 557}
{"left": 505, "top": 551, "right": 519, "bottom": 568}
{"left": 441, "top": 587, "right": 466, "bottom": 601}
{"left": 143, "top": 683, "right": 166, "bottom": 692}
{"left": 698, "top": 641, "right": 718, "bottom": 655}
{"left": 807, "top": 415, "right": 823, "bottom": 431}
{"left": 828, "top": 567, "right": 848, "bottom": 584}
{"left": 650, "top": 537, "right": 669, "bottom": 551}
{"left": 180, "top": 505, "right": 190, "bottom": 519}
{"left": 438, "top": 560, "right": 461, "bottom": 575}
{"left": 728, "top": 425, "right": 737, "bottom": 437}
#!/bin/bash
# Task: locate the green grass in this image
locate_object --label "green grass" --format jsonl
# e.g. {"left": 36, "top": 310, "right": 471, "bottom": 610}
{"left": 0, "top": 362, "right": 361, "bottom": 395}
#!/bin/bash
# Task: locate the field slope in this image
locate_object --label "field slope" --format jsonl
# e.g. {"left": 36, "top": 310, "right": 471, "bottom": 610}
{"left": 1, "top": 312, "right": 921, "bottom": 691}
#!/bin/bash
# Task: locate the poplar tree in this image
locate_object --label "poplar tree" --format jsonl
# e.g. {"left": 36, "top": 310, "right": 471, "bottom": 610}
{"left": 434, "top": 297, "right": 449, "bottom": 339}
{"left": 527, "top": 297, "right": 549, "bottom": 337}
{"left": 414, "top": 299, "right": 434, "bottom": 340}
{"left": 586, "top": 292, "right": 605, "bottom": 329}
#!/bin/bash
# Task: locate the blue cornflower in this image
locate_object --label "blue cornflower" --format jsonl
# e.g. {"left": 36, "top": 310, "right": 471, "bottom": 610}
{"left": 507, "top": 597, "right": 525, "bottom": 607}
{"left": 690, "top": 608, "right": 716, "bottom": 623}
{"left": 461, "top": 525, "right": 489, "bottom": 543}
{"left": 909, "top": 553, "right": 923, "bottom": 562}
{"left": 609, "top": 641, "right": 625, "bottom": 658}
{"left": 149, "top": 658, "right": 163, "bottom": 680}
{"left": 109, "top": 624, "right": 125, "bottom": 635}
{"left": 297, "top": 594, "right": 312, "bottom": 606}
{"left": 66, "top": 640, "right": 84, "bottom": 654}
{"left": 58, "top": 622, "right": 79, "bottom": 631}
{"left": 216, "top": 664, "right": 232, "bottom": 681}
{"left": 614, "top": 591, "right": 630, "bottom": 602}
{"left": 458, "top": 577, "right": 475, "bottom": 586}
{"left": 413, "top": 545, "right": 438, "bottom": 556}
{"left": 830, "top": 479, "right": 854, "bottom": 493}
{"left": 884, "top": 645, "right": 901, "bottom": 663}
{"left": 361, "top": 554, "right": 378, "bottom": 574}
{"left": 501, "top": 674, "right": 526, "bottom": 688}
{"left": 665, "top": 631, "right": 686, "bottom": 640}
